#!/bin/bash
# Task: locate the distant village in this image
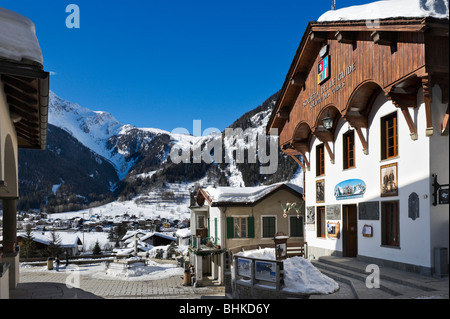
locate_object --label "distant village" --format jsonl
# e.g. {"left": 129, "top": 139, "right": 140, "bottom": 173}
{"left": 0, "top": 210, "right": 191, "bottom": 260}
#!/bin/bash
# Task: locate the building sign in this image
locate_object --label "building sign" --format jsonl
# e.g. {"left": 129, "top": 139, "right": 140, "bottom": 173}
{"left": 439, "top": 188, "right": 449, "bottom": 205}
{"left": 318, "top": 55, "right": 330, "bottom": 84}
{"left": 334, "top": 179, "right": 366, "bottom": 200}
{"left": 304, "top": 62, "right": 356, "bottom": 109}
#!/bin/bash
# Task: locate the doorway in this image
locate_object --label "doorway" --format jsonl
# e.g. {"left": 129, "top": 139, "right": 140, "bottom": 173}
{"left": 343, "top": 204, "right": 358, "bottom": 257}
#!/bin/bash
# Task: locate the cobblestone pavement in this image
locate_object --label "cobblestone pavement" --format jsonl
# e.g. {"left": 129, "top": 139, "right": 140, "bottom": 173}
{"left": 12, "top": 263, "right": 225, "bottom": 299}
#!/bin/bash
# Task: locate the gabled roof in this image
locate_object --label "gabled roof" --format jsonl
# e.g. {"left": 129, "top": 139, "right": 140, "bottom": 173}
{"left": 198, "top": 182, "right": 303, "bottom": 207}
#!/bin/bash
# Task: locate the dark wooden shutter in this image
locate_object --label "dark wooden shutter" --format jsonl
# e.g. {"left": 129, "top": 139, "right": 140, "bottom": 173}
{"left": 248, "top": 217, "right": 255, "bottom": 238}
{"left": 227, "top": 217, "right": 234, "bottom": 239}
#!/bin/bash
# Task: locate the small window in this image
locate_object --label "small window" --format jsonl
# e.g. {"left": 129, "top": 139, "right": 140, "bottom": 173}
{"left": 316, "top": 144, "right": 325, "bottom": 176}
{"left": 381, "top": 201, "right": 400, "bottom": 247}
{"left": 197, "top": 215, "right": 205, "bottom": 229}
{"left": 290, "top": 216, "right": 304, "bottom": 237}
{"left": 381, "top": 112, "right": 398, "bottom": 160}
{"left": 262, "top": 216, "right": 276, "bottom": 238}
{"left": 343, "top": 130, "right": 355, "bottom": 169}
{"left": 317, "top": 207, "right": 326, "bottom": 238}
{"left": 234, "top": 217, "right": 247, "bottom": 238}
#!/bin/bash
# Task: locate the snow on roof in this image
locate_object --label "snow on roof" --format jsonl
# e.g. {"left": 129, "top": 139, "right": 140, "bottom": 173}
{"left": 318, "top": 0, "right": 449, "bottom": 22}
{"left": 202, "top": 182, "right": 303, "bottom": 205}
{"left": 18, "top": 232, "right": 81, "bottom": 248}
{"left": 0, "top": 7, "right": 44, "bottom": 64}
{"left": 175, "top": 228, "right": 191, "bottom": 238}
{"left": 140, "top": 232, "right": 176, "bottom": 242}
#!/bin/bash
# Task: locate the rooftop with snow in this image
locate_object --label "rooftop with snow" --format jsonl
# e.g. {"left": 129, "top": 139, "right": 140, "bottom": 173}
{"left": 0, "top": 7, "right": 44, "bottom": 65}
{"left": 317, "top": 0, "right": 449, "bottom": 22}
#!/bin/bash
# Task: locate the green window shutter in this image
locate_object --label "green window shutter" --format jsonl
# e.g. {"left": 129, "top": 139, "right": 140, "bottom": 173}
{"left": 248, "top": 217, "right": 255, "bottom": 238}
{"left": 263, "top": 217, "right": 276, "bottom": 238}
{"left": 227, "top": 217, "right": 234, "bottom": 239}
{"left": 214, "top": 218, "right": 218, "bottom": 245}
{"left": 290, "top": 216, "right": 304, "bottom": 237}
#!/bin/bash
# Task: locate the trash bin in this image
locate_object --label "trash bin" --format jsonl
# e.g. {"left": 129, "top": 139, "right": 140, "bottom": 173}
{"left": 47, "top": 257, "right": 54, "bottom": 270}
{"left": 183, "top": 269, "right": 191, "bottom": 286}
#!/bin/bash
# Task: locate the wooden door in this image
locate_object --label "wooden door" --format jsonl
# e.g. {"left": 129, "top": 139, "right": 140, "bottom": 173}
{"left": 343, "top": 205, "right": 358, "bottom": 257}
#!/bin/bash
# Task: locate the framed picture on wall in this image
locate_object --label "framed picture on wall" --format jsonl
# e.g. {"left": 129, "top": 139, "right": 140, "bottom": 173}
{"left": 316, "top": 179, "right": 325, "bottom": 203}
{"left": 381, "top": 163, "right": 398, "bottom": 197}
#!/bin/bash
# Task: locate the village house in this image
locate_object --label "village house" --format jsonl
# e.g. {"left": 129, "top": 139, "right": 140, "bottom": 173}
{"left": 17, "top": 232, "right": 82, "bottom": 257}
{"left": 0, "top": 7, "right": 50, "bottom": 298}
{"left": 189, "top": 182, "right": 304, "bottom": 286}
{"left": 266, "top": 2, "right": 449, "bottom": 276}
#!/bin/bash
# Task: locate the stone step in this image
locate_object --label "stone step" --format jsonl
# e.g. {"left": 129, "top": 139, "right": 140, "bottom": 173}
{"left": 313, "top": 266, "right": 392, "bottom": 299}
{"left": 316, "top": 256, "right": 436, "bottom": 292}
{"left": 311, "top": 258, "right": 436, "bottom": 299}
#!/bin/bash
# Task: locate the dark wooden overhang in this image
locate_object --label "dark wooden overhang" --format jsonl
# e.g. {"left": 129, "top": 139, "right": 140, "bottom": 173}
{"left": 0, "top": 59, "right": 49, "bottom": 150}
{"left": 267, "top": 17, "right": 449, "bottom": 148}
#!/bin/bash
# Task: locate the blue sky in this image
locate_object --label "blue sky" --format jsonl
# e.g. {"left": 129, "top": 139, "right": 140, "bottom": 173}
{"left": 2, "top": 0, "right": 371, "bottom": 133}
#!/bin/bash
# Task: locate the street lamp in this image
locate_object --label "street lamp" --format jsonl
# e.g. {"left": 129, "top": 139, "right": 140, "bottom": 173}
{"left": 322, "top": 109, "right": 334, "bottom": 130}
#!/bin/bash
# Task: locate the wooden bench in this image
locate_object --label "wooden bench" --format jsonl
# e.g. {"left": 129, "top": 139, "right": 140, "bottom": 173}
{"left": 286, "top": 242, "right": 308, "bottom": 258}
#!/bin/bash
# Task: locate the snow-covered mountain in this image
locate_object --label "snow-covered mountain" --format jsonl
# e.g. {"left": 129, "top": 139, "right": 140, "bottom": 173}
{"left": 19, "top": 90, "right": 301, "bottom": 213}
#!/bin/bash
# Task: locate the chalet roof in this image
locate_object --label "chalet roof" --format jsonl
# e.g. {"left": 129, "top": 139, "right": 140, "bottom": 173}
{"left": 198, "top": 182, "right": 303, "bottom": 207}
{"left": 266, "top": 7, "right": 449, "bottom": 136}
{"left": 0, "top": 7, "right": 49, "bottom": 150}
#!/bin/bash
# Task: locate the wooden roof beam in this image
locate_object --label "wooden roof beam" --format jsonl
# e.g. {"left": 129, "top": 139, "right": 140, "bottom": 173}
{"left": 387, "top": 91, "right": 419, "bottom": 140}
{"left": 276, "top": 106, "right": 290, "bottom": 120}
{"left": 9, "top": 104, "right": 39, "bottom": 123}
{"left": 309, "top": 31, "right": 328, "bottom": 42}
{"left": 3, "top": 83, "right": 38, "bottom": 106}
{"left": 313, "top": 129, "right": 335, "bottom": 164}
{"left": 371, "top": 31, "right": 398, "bottom": 52}
{"left": 335, "top": 31, "right": 357, "bottom": 50}
{"left": 290, "top": 73, "right": 306, "bottom": 88}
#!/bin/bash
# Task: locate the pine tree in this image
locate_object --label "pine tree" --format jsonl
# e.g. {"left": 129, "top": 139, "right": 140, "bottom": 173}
{"left": 21, "top": 224, "right": 36, "bottom": 259}
{"left": 92, "top": 240, "right": 102, "bottom": 255}
{"left": 47, "top": 230, "right": 62, "bottom": 258}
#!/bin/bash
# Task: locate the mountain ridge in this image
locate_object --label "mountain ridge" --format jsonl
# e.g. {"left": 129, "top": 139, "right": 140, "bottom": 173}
{"left": 18, "top": 91, "right": 301, "bottom": 213}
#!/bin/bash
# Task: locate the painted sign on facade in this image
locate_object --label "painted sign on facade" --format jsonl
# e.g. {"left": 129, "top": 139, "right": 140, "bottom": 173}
{"left": 334, "top": 179, "right": 366, "bottom": 200}
{"left": 318, "top": 55, "right": 330, "bottom": 84}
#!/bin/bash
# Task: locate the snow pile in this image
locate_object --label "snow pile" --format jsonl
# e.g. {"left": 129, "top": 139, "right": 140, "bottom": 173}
{"left": 204, "top": 182, "right": 303, "bottom": 205}
{"left": 318, "top": 0, "right": 449, "bottom": 22}
{"left": 101, "top": 259, "right": 183, "bottom": 281}
{"left": 0, "top": 7, "right": 43, "bottom": 64}
{"left": 236, "top": 248, "right": 339, "bottom": 295}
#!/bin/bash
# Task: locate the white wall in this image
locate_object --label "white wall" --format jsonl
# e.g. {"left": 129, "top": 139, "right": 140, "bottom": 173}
{"left": 429, "top": 84, "right": 450, "bottom": 267}
{"left": 304, "top": 90, "right": 441, "bottom": 269}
